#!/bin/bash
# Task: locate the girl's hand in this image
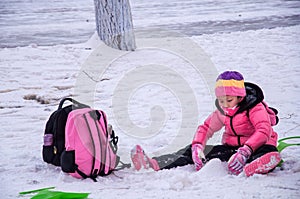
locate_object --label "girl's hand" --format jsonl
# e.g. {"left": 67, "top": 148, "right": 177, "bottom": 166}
{"left": 228, "top": 145, "right": 252, "bottom": 175}
{"left": 192, "top": 144, "right": 205, "bottom": 171}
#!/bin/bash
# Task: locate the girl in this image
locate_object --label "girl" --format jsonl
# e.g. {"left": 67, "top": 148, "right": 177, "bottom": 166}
{"left": 131, "top": 71, "right": 281, "bottom": 176}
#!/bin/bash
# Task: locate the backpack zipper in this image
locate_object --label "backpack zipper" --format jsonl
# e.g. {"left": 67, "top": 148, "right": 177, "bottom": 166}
{"left": 99, "top": 110, "right": 112, "bottom": 172}
{"left": 83, "top": 114, "right": 97, "bottom": 179}
{"left": 93, "top": 116, "right": 104, "bottom": 174}
{"left": 95, "top": 110, "right": 110, "bottom": 175}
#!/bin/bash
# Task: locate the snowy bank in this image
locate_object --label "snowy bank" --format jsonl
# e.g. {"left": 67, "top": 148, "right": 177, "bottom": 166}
{"left": 0, "top": 25, "right": 300, "bottom": 198}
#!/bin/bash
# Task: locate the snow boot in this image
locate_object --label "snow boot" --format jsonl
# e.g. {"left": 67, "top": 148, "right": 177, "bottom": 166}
{"left": 130, "top": 145, "right": 160, "bottom": 171}
{"left": 244, "top": 151, "right": 281, "bottom": 177}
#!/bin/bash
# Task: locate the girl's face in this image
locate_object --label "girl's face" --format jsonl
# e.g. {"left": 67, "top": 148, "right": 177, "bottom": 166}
{"left": 217, "top": 96, "right": 242, "bottom": 108}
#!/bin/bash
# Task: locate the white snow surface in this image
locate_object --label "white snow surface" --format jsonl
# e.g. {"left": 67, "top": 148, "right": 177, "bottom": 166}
{"left": 1, "top": 24, "right": 300, "bottom": 199}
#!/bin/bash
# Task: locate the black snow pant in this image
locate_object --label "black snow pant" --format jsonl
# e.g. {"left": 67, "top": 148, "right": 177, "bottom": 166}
{"left": 152, "top": 144, "right": 278, "bottom": 170}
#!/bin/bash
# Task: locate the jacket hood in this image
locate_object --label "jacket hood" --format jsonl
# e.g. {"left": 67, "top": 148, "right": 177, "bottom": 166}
{"left": 215, "top": 82, "right": 264, "bottom": 115}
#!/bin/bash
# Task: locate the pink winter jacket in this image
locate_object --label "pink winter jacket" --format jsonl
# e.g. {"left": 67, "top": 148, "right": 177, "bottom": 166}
{"left": 192, "top": 102, "right": 278, "bottom": 152}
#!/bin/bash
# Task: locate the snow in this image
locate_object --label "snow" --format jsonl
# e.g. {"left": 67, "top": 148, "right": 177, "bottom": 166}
{"left": 131, "top": 0, "right": 300, "bottom": 27}
{"left": 1, "top": 1, "right": 300, "bottom": 199}
{"left": 2, "top": 0, "right": 300, "bottom": 47}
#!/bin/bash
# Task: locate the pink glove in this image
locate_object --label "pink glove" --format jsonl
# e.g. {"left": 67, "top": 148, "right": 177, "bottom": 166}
{"left": 228, "top": 145, "right": 252, "bottom": 175}
{"left": 192, "top": 144, "right": 205, "bottom": 171}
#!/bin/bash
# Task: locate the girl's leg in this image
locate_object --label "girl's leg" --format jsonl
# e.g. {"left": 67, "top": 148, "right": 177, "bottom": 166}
{"left": 131, "top": 144, "right": 241, "bottom": 171}
{"left": 205, "top": 145, "right": 238, "bottom": 162}
{"left": 152, "top": 145, "right": 194, "bottom": 170}
{"left": 154, "top": 144, "right": 240, "bottom": 169}
{"left": 244, "top": 145, "right": 281, "bottom": 176}
{"left": 205, "top": 144, "right": 281, "bottom": 176}
{"left": 154, "top": 144, "right": 237, "bottom": 170}
{"left": 247, "top": 145, "right": 278, "bottom": 162}
{"left": 131, "top": 145, "right": 195, "bottom": 171}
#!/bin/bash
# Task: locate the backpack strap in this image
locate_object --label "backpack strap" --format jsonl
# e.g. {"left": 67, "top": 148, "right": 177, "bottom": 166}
{"left": 113, "top": 159, "right": 131, "bottom": 171}
{"left": 75, "top": 166, "right": 98, "bottom": 182}
{"left": 58, "top": 97, "right": 89, "bottom": 110}
{"left": 83, "top": 112, "right": 102, "bottom": 180}
{"left": 110, "top": 130, "right": 119, "bottom": 153}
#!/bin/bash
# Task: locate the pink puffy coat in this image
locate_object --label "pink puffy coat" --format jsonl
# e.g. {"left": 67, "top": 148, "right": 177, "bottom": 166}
{"left": 192, "top": 83, "right": 278, "bottom": 152}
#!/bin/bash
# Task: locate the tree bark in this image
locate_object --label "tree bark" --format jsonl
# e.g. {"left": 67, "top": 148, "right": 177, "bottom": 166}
{"left": 94, "top": 0, "right": 136, "bottom": 51}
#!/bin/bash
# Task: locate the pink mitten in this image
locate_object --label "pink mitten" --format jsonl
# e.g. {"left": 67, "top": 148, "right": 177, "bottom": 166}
{"left": 228, "top": 145, "right": 252, "bottom": 175}
{"left": 192, "top": 144, "right": 205, "bottom": 171}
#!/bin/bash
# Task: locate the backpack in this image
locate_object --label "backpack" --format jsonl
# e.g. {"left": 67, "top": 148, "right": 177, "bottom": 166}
{"left": 42, "top": 98, "right": 89, "bottom": 166}
{"left": 43, "top": 98, "right": 125, "bottom": 181}
{"left": 261, "top": 101, "right": 279, "bottom": 126}
{"left": 60, "top": 108, "right": 120, "bottom": 181}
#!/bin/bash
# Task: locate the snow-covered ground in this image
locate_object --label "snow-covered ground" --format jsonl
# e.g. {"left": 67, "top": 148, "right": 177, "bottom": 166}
{"left": 1, "top": 25, "right": 300, "bottom": 199}
{"left": 1, "top": 0, "right": 300, "bottom": 199}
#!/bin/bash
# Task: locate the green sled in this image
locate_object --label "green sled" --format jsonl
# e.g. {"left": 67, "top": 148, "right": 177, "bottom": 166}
{"left": 19, "top": 187, "right": 90, "bottom": 199}
{"left": 277, "top": 136, "right": 300, "bottom": 167}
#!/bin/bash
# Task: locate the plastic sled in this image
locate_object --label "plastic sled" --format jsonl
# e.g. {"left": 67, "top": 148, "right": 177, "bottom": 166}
{"left": 19, "top": 187, "right": 90, "bottom": 199}
{"left": 277, "top": 136, "right": 300, "bottom": 167}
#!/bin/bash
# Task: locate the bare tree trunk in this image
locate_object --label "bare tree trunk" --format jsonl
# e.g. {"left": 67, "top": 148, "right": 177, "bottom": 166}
{"left": 94, "top": 0, "right": 136, "bottom": 51}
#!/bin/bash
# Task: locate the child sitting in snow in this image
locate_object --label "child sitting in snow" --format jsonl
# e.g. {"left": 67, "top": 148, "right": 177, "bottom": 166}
{"left": 131, "top": 71, "right": 281, "bottom": 176}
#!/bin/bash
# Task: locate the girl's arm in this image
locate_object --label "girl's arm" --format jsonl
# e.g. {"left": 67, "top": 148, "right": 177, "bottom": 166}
{"left": 192, "top": 110, "right": 224, "bottom": 147}
{"left": 244, "top": 103, "right": 272, "bottom": 151}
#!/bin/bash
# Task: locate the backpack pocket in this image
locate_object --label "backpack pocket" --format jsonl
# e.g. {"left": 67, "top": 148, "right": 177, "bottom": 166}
{"left": 61, "top": 150, "right": 76, "bottom": 173}
{"left": 42, "top": 145, "right": 55, "bottom": 164}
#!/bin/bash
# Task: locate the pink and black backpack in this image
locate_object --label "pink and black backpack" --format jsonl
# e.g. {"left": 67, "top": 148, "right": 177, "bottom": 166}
{"left": 61, "top": 108, "right": 120, "bottom": 181}
{"left": 43, "top": 98, "right": 127, "bottom": 181}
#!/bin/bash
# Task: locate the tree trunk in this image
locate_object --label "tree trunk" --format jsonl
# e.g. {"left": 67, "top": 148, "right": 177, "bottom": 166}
{"left": 94, "top": 0, "right": 136, "bottom": 51}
